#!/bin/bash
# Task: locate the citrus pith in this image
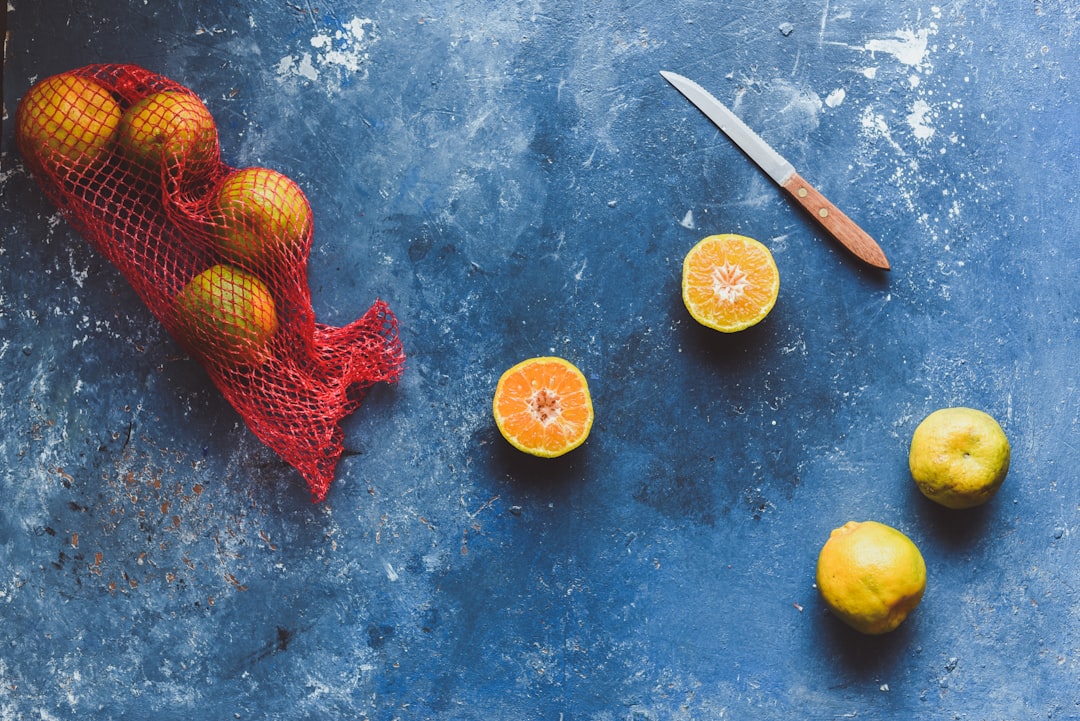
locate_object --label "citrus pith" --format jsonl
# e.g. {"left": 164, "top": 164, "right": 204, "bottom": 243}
{"left": 816, "top": 520, "right": 926, "bottom": 635}
{"left": 682, "top": 234, "right": 779, "bottom": 333}
{"left": 493, "top": 357, "right": 594, "bottom": 458}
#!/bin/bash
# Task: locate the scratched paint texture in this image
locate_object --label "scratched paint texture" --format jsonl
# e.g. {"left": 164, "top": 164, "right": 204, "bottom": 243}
{"left": 1, "top": 0, "right": 1078, "bottom": 719}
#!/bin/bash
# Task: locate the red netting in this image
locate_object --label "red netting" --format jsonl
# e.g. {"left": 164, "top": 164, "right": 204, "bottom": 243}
{"left": 16, "top": 64, "right": 405, "bottom": 502}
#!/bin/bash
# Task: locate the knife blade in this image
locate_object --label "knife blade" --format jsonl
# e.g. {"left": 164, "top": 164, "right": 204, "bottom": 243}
{"left": 661, "top": 70, "right": 890, "bottom": 271}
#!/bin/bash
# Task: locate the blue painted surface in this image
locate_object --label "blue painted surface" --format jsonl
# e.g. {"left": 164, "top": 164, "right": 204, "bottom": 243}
{"left": 1, "top": 1, "right": 1078, "bottom": 719}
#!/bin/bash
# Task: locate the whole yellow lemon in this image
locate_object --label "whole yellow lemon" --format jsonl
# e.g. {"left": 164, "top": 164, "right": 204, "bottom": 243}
{"left": 816, "top": 520, "right": 926, "bottom": 635}
{"left": 909, "top": 407, "right": 1010, "bottom": 509}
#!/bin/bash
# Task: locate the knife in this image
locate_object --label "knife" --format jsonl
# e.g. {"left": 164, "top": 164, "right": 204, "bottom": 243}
{"left": 661, "top": 70, "right": 890, "bottom": 271}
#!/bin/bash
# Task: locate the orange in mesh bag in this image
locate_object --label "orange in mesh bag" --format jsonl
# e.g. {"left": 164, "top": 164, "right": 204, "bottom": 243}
{"left": 16, "top": 65, "right": 405, "bottom": 502}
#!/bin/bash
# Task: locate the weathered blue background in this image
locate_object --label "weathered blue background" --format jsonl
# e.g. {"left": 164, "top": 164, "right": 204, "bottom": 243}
{"left": 2, "top": 1, "right": 1077, "bottom": 719}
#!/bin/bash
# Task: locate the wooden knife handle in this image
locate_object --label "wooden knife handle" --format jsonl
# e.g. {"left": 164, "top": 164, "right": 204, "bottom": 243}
{"left": 781, "top": 171, "right": 890, "bottom": 270}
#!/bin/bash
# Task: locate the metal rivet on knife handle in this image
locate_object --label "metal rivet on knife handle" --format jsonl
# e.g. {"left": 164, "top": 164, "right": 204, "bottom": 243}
{"left": 781, "top": 172, "right": 890, "bottom": 271}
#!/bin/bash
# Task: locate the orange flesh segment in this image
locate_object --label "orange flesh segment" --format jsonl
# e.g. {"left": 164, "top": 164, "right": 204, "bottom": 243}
{"left": 682, "top": 234, "right": 779, "bottom": 332}
{"left": 493, "top": 357, "right": 594, "bottom": 457}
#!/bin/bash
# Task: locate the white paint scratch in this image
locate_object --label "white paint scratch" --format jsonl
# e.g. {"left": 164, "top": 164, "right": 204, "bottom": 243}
{"left": 859, "top": 106, "right": 906, "bottom": 157}
{"left": 861, "top": 28, "right": 932, "bottom": 68}
{"left": 574, "top": 259, "right": 588, "bottom": 282}
{"left": 275, "top": 16, "right": 377, "bottom": 92}
{"left": 907, "top": 99, "right": 936, "bottom": 140}
{"left": 818, "top": 0, "right": 831, "bottom": 45}
{"left": 275, "top": 53, "right": 318, "bottom": 83}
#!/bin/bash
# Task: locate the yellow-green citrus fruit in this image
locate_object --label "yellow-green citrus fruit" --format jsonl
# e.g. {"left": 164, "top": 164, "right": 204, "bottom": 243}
{"left": 909, "top": 407, "right": 1011, "bottom": 509}
{"left": 16, "top": 72, "right": 122, "bottom": 176}
{"left": 209, "top": 167, "right": 312, "bottom": 268}
{"left": 816, "top": 520, "right": 927, "bottom": 635}
{"left": 119, "top": 91, "right": 218, "bottom": 179}
{"left": 174, "top": 264, "right": 278, "bottom": 367}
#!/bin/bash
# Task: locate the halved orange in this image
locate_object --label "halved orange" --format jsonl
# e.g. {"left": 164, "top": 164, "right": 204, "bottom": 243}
{"left": 682, "top": 234, "right": 780, "bottom": 332}
{"left": 492, "top": 357, "right": 594, "bottom": 457}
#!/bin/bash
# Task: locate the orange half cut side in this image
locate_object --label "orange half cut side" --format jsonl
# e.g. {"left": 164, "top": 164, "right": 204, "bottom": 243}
{"left": 492, "top": 356, "right": 594, "bottom": 458}
{"left": 682, "top": 234, "right": 780, "bottom": 332}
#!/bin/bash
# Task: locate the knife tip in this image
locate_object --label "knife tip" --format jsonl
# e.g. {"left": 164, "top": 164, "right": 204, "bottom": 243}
{"left": 660, "top": 70, "right": 697, "bottom": 93}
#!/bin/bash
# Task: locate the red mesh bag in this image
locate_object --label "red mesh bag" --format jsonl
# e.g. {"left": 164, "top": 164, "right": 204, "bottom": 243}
{"left": 16, "top": 64, "right": 405, "bottom": 502}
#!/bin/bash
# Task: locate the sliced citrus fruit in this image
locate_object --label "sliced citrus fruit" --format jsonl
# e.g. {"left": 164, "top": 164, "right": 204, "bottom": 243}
{"left": 492, "top": 357, "right": 594, "bottom": 458}
{"left": 682, "top": 234, "right": 780, "bottom": 332}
